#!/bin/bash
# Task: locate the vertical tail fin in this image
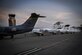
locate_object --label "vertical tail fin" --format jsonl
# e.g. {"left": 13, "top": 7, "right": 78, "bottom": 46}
{"left": 22, "top": 13, "right": 45, "bottom": 28}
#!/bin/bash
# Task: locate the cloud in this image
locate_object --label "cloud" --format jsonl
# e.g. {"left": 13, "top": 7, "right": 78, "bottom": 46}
{"left": 0, "top": 0, "right": 82, "bottom": 27}
{"left": 55, "top": 12, "right": 73, "bottom": 19}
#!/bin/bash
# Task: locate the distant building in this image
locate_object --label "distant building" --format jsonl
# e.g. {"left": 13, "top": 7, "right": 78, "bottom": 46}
{"left": 8, "top": 14, "right": 16, "bottom": 26}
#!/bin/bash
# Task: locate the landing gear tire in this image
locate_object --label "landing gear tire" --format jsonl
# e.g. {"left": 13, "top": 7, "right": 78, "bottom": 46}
{"left": 11, "top": 35, "right": 14, "bottom": 39}
{"left": 0, "top": 36, "right": 4, "bottom": 40}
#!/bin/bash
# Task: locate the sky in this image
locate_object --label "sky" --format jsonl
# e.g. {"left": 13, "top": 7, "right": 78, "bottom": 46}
{"left": 0, "top": 0, "right": 82, "bottom": 28}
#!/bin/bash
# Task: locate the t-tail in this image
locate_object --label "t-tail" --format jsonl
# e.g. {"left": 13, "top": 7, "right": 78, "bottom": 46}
{"left": 22, "top": 13, "right": 46, "bottom": 29}
{"left": 0, "top": 13, "right": 46, "bottom": 39}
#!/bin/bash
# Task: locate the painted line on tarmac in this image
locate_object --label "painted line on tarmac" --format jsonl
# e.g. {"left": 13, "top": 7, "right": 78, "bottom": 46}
{"left": 16, "top": 48, "right": 42, "bottom": 55}
{"left": 42, "top": 38, "right": 71, "bottom": 49}
{"left": 16, "top": 38, "right": 72, "bottom": 55}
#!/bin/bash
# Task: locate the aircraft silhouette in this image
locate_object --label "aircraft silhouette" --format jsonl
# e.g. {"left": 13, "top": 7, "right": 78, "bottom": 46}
{"left": 0, "top": 13, "right": 46, "bottom": 39}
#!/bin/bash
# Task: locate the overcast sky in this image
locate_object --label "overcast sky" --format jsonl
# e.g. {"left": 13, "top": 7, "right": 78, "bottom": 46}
{"left": 0, "top": 0, "right": 82, "bottom": 28}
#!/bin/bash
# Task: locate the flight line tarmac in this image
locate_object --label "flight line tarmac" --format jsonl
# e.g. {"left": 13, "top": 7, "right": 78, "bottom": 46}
{"left": 0, "top": 33, "right": 82, "bottom": 55}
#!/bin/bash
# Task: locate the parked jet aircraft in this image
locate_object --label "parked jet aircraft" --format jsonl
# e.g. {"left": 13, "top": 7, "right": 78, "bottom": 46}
{"left": 32, "top": 29, "right": 44, "bottom": 36}
{"left": 57, "top": 27, "right": 80, "bottom": 34}
{"left": 0, "top": 13, "right": 46, "bottom": 39}
{"left": 31, "top": 28, "right": 59, "bottom": 36}
{"left": 31, "top": 27, "right": 81, "bottom": 36}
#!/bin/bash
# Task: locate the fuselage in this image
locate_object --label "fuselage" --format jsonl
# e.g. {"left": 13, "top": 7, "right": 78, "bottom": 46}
{"left": 0, "top": 13, "right": 45, "bottom": 37}
{"left": 0, "top": 25, "right": 33, "bottom": 36}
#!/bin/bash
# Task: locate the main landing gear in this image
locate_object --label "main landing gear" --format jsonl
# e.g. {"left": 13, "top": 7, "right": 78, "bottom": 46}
{"left": 10, "top": 35, "right": 14, "bottom": 39}
{"left": 0, "top": 36, "right": 4, "bottom": 40}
